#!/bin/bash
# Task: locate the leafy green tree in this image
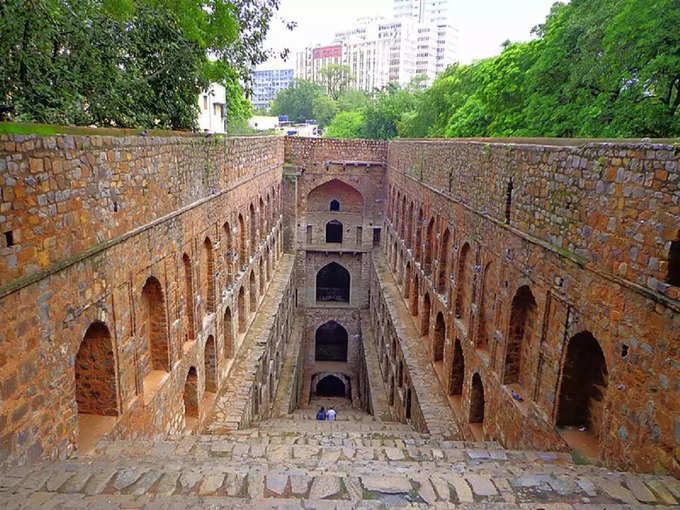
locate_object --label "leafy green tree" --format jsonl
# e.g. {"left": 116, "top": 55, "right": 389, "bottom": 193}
{"left": 336, "top": 90, "right": 372, "bottom": 113}
{"left": 270, "top": 80, "right": 325, "bottom": 123}
{"left": 316, "top": 64, "right": 354, "bottom": 100}
{"left": 0, "top": 0, "right": 281, "bottom": 129}
{"left": 325, "top": 110, "right": 365, "bottom": 138}
{"left": 312, "top": 95, "right": 339, "bottom": 127}
{"left": 361, "top": 85, "right": 419, "bottom": 139}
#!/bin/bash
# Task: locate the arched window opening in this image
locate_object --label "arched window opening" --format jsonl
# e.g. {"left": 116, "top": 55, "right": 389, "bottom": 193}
{"left": 141, "top": 277, "right": 170, "bottom": 384}
{"left": 316, "top": 375, "right": 347, "bottom": 397}
{"left": 182, "top": 253, "right": 195, "bottom": 341}
{"left": 433, "top": 312, "right": 445, "bottom": 363}
{"left": 259, "top": 257, "right": 265, "bottom": 295}
{"left": 557, "top": 332, "right": 608, "bottom": 441}
{"left": 449, "top": 339, "right": 464, "bottom": 396}
{"left": 223, "top": 222, "right": 233, "bottom": 284}
{"left": 326, "top": 220, "right": 343, "bottom": 243}
{"left": 249, "top": 271, "right": 257, "bottom": 311}
{"left": 259, "top": 197, "right": 265, "bottom": 241}
{"left": 455, "top": 243, "right": 470, "bottom": 320}
{"left": 414, "top": 208, "right": 423, "bottom": 259}
{"left": 505, "top": 178, "right": 513, "bottom": 224}
{"left": 403, "top": 262, "right": 411, "bottom": 299}
{"left": 503, "top": 285, "right": 537, "bottom": 386}
{"left": 249, "top": 203, "right": 257, "bottom": 255}
{"left": 76, "top": 321, "right": 119, "bottom": 452}
{"left": 438, "top": 228, "right": 450, "bottom": 293}
{"left": 204, "top": 335, "right": 217, "bottom": 393}
{"left": 238, "top": 287, "right": 246, "bottom": 333}
{"left": 315, "top": 321, "right": 348, "bottom": 362}
{"left": 424, "top": 218, "right": 435, "bottom": 274}
{"left": 316, "top": 262, "right": 350, "bottom": 303}
{"left": 410, "top": 274, "right": 419, "bottom": 316}
{"left": 238, "top": 214, "right": 247, "bottom": 267}
{"left": 668, "top": 236, "right": 680, "bottom": 286}
{"left": 477, "top": 262, "right": 494, "bottom": 350}
{"left": 469, "top": 373, "right": 485, "bottom": 424}
{"left": 330, "top": 199, "right": 340, "bottom": 211}
{"left": 183, "top": 367, "right": 199, "bottom": 431}
{"left": 406, "top": 201, "right": 414, "bottom": 246}
{"left": 421, "top": 293, "right": 431, "bottom": 338}
{"left": 203, "top": 237, "right": 215, "bottom": 313}
{"left": 223, "top": 307, "right": 233, "bottom": 359}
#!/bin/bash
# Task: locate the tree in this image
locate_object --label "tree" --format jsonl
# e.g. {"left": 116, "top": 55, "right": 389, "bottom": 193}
{"left": 0, "top": 0, "right": 282, "bottom": 129}
{"left": 361, "top": 85, "right": 419, "bottom": 140}
{"left": 270, "top": 80, "right": 324, "bottom": 123}
{"left": 325, "top": 111, "right": 365, "bottom": 138}
{"left": 312, "top": 95, "right": 339, "bottom": 127}
{"left": 317, "top": 65, "right": 354, "bottom": 100}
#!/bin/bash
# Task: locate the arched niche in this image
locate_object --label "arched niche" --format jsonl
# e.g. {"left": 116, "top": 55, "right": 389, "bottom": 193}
{"left": 307, "top": 179, "right": 364, "bottom": 213}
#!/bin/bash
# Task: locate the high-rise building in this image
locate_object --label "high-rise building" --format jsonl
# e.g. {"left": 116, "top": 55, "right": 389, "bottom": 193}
{"left": 251, "top": 69, "right": 295, "bottom": 111}
{"left": 295, "top": 1, "right": 456, "bottom": 93}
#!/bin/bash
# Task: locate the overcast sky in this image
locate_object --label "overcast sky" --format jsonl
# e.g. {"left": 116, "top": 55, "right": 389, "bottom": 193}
{"left": 259, "top": 0, "right": 564, "bottom": 70}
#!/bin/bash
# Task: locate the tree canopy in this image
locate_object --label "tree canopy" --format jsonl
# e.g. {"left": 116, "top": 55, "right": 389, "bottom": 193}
{"left": 270, "top": 80, "right": 325, "bottom": 123}
{"left": 0, "top": 0, "right": 284, "bottom": 129}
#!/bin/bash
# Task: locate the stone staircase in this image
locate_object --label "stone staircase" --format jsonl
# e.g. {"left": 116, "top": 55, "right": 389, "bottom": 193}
{"left": 2, "top": 400, "right": 679, "bottom": 508}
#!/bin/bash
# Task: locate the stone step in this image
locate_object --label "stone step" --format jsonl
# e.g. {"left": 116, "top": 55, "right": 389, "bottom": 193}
{"left": 2, "top": 455, "right": 679, "bottom": 508}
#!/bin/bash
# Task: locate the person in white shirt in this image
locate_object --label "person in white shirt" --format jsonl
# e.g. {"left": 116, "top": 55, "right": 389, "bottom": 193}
{"left": 326, "top": 407, "right": 336, "bottom": 421}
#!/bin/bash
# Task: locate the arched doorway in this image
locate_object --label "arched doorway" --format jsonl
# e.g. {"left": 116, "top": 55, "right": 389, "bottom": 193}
{"left": 469, "top": 373, "right": 484, "bottom": 423}
{"left": 557, "top": 332, "right": 608, "bottom": 451}
{"left": 503, "top": 285, "right": 537, "bottom": 387}
{"left": 476, "top": 262, "right": 494, "bottom": 350}
{"left": 316, "top": 375, "right": 347, "bottom": 397}
{"left": 316, "top": 262, "right": 350, "bottom": 303}
{"left": 326, "top": 220, "right": 343, "bottom": 243}
{"left": 223, "top": 221, "right": 233, "bottom": 284}
{"left": 449, "top": 339, "right": 464, "bottom": 396}
{"left": 403, "top": 262, "right": 411, "bottom": 298}
{"left": 76, "top": 321, "right": 119, "bottom": 452}
{"left": 424, "top": 218, "right": 434, "bottom": 273}
{"left": 315, "top": 321, "right": 348, "bottom": 362}
{"left": 433, "top": 312, "right": 445, "bottom": 363}
{"left": 438, "top": 228, "right": 450, "bottom": 293}
{"left": 204, "top": 335, "right": 217, "bottom": 393}
{"left": 203, "top": 237, "right": 215, "bottom": 313}
{"left": 410, "top": 274, "right": 419, "bottom": 316}
{"left": 455, "top": 242, "right": 470, "bottom": 320}
{"left": 223, "top": 307, "right": 233, "bottom": 359}
{"left": 238, "top": 287, "right": 246, "bottom": 333}
{"left": 259, "top": 257, "right": 265, "bottom": 294}
{"left": 238, "top": 214, "right": 247, "bottom": 266}
{"left": 421, "top": 293, "right": 431, "bottom": 338}
{"left": 249, "top": 203, "right": 257, "bottom": 255}
{"left": 141, "top": 276, "right": 169, "bottom": 396}
{"left": 182, "top": 253, "right": 195, "bottom": 341}
{"left": 249, "top": 270, "right": 257, "bottom": 311}
{"left": 183, "top": 367, "right": 199, "bottom": 432}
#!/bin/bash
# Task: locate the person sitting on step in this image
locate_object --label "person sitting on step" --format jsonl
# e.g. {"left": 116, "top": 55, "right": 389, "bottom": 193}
{"left": 326, "top": 407, "right": 336, "bottom": 421}
{"left": 316, "top": 407, "right": 326, "bottom": 420}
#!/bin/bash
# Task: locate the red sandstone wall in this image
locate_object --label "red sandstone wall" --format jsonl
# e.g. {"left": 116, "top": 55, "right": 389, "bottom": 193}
{"left": 0, "top": 133, "right": 285, "bottom": 466}
{"left": 0, "top": 134, "right": 282, "bottom": 286}
{"left": 384, "top": 139, "right": 680, "bottom": 477}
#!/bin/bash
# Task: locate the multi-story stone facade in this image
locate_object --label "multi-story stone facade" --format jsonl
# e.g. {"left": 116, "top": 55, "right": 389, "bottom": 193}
{"left": 1, "top": 132, "right": 678, "bottom": 481}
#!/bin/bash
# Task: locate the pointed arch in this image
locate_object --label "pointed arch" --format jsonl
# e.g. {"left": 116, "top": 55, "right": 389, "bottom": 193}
{"left": 203, "top": 237, "right": 215, "bottom": 313}
{"left": 223, "top": 221, "right": 234, "bottom": 284}
{"left": 403, "top": 261, "right": 411, "bottom": 298}
{"left": 259, "top": 257, "right": 265, "bottom": 295}
{"left": 204, "top": 335, "right": 217, "bottom": 393}
{"left": 424, "top": 218, "right": 435, "bottom": 274}
{"left": 76, "top": 321, "right": 118, "bottom": 416}
{"left": 238, "top": 213, "right": 247, "bottom": 267}
{"left": 438, "top": 228, "right": 451, "bottom": 293}
{"left": 223, "top": 307, "right": 233, "bottom": 359}
{"left": 414, "top": 207, "right": 424, "bottom": 260}
{"left": 433, "top": 312, "right": 445, "bottom": 363}
{"left": 455, "top": 242, "right": 471, "bottom": 320}
{"left": 469, "top": 373, "right": 485, "bottom": 423}
{"left": 182, "top": 253, "right": 195, "bottom": 341}
{"left": 249, "top": 203, "right": 257, "bottom": 255}
{"left": 503, "top": 285, "right": 537, "bottom": 386}
{"left": 315, "top": 321, "right": 349, "bottom": 362}
{"left": 307, "top": 178, "right": 364, "bottom": 213}
{"left": 557, "top": 332, "right": 608, "bottom": 439}
{"left": 249, "top": 270, "right": 257, "bottom": 311}
{"left": 421, "top": 292, "right": 431, "bottom": 338}
{"left": 238, "top": 286, "right": 246, "bottom": 333}
{"left": 141, "top": 276, "right": 169, "bottom": 375}
{"left": 449, "top": 339, "right": 464, "bottom": 396}
{"left": 410, "top": 273, "right": 419, "bottom": 316}
{"left": 316, "top": 262, "right": 350, "bottom": 303}
{"left": 406, "top": 201, "right": 414, "bottom": 247}
{"left": 183, "top": 367, "right": 199, "bottom": 423}
{"left": 259, "top": 197, "right": 265, "bottom": 241}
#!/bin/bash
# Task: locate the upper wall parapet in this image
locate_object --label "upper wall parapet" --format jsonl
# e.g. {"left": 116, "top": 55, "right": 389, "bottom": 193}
{"left": 0, "top": 133, "right": 283, "bottom": 288}
{"left": 388, "top": 139, "right": 680, "bottom": 301}
{"left": 284, "top": 136, "right": 387, "bottom": 170}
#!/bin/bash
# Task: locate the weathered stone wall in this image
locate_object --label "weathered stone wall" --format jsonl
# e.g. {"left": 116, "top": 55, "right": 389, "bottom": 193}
{"left": 0, "top": 134, "right": 281, "bottom": 286}
{"left": 0, "top": 133, "right": 284, "bottom": 466}
{"left": 385, "top": 139, "right": 680, "bottom": 476}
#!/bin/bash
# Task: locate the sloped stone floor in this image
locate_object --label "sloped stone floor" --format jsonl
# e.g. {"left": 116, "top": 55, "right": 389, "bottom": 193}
{"left": 1, "top": 399, "right": 679, "bottom": 509}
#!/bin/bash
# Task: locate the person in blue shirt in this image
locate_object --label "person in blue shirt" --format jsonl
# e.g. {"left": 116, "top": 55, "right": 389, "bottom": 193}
{"left": 316, "top": 407, "right": 326, "bottom": 420}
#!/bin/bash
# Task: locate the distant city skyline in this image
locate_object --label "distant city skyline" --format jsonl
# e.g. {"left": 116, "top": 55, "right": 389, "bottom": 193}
{"left": 259, "top": 0, "right": 563, "bottom": 70}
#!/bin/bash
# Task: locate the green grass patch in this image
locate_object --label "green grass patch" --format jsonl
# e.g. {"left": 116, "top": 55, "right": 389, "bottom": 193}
{"left": 571, "top": 449, "right": 592, "bottom": 465}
